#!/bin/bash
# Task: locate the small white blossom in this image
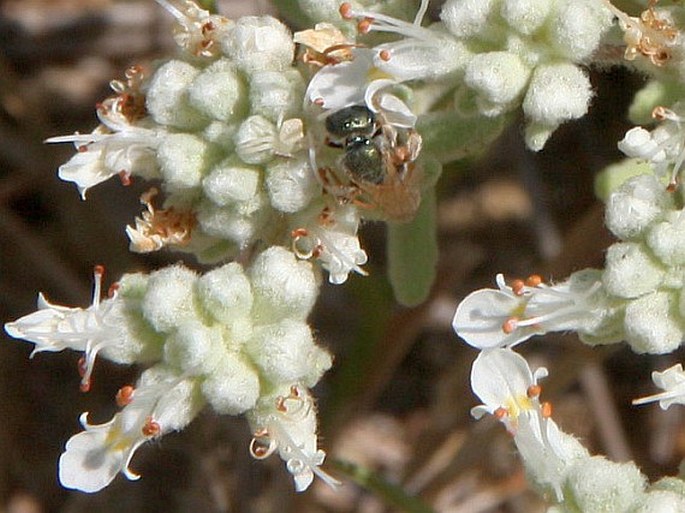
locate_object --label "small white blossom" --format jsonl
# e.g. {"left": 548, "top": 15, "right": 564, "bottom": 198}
{"left": 59, "top": 368, "right": 203, "bottom": 493}
{"left": 47, "top": 125, "right": 161, "bottom": 200}
{"left": 633, "top": 363, "right": 685, "bottom": 409}
{"left": 618, "top": 106, "right": 685, "bottom": 187}
{"left": 4, "top": 267, "right": 159, "bottom": 392}
{"left": 453, "top": 271, "right": 605, "bottom": 350}
{"left": 470, "top": 349, "right": 588, "bottom": 501}
{"left": 248, "top": 385, "right": 340, "bottom": 492}
{"left": 305, "top": 48, "right": 417, "bottom": 128}
{"left": 154, "top": 0, "right": 234, "bottom": 58}
{"left": 291, "top": 204, "right": 368, "bottom": 284}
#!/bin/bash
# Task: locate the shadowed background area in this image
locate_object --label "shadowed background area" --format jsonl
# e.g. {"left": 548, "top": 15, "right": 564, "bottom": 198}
{"left": 0, "top": 1, "right": 682, "bottom": 512}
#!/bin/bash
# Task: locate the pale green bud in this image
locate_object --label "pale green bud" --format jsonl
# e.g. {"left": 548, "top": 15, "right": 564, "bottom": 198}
{"left": 628, "top": 490, "right": 685, "bottom": 513}
{"left": 222, "top": 16, "right": 295, "bottom": 74}
{"left": 602, "top": 242, "right": 665, "bottom": 299}
{"left": 647, "top": 211, "right": 685, "bottom": 266}
{"left": 196, "top": 200, "right": 268, "bottom": 247}
{"left": 563, "top": 456, "right": 646, "bottom": 513}
{"left": 625, "top": 291, "right": 684, "bottom": 354}
{"left": 164, "top": 321, "right": 222, "bottom": 375}
{"left": 441, "top": 0, "right": 498, "bottom": 39}
{"left": 188, "top": 58, "right": 248, "bottom": 123}
{"left": 202, "top": 121, "right": 238, "bottom": 150}
{"left": 141, "top": 265, "right": 199, "bottom": 333}
{"left": 500, "top": 0, "right": 551, "bottom": 35}
{"left": 157, "top": 133, "right": 219, "bottom": 191}
{"left": 234, "top": 115, "right": 278, "bottom": 165}
{"left": 249, "top": 70, "right": 304, "bottom": 122}
{"left": 197, "top": 262, "right": 253, "bottom": 323}
{"left": 202, "top": 352, "right": 260, "bottom": 415}
{"left": 246, "top": 319, "right": 320, "bottom": 385}
{"left": 464, "top": 51, "right": 531, "bottom": 116}
{"left": 250, "top": 246, "right": 318, "bottom": 323}
{"left": 548, "top": 0, "right": 613, "bottom": 62}
{"left": 605, "top": 174, "right": 672, "bottom": 240}
{"left": 146, "top": 60, "right": 207, "bottom": 130}
{"left": 203, "top": 157, "right": 261, "bottom": 205}
{"left": 265, "top": 157, "right": 319, "bottom": 213}
{"left": 522, "top": 63, "right": 591, "bottom": 151}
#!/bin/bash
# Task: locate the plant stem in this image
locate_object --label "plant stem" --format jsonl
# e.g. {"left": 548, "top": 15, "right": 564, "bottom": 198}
{"left": 332, "top": 459, "right": 436, "bottom": 513}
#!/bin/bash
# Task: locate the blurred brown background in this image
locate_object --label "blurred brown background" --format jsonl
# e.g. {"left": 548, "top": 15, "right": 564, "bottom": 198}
{"left": 1, "top": 1, "right": 683, "bottom": 512}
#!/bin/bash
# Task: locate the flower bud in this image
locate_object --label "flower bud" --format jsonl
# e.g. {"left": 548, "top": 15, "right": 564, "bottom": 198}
{"left": 141, "top": 266, "right": 199, "bottom": 333}
{"left": 188, "top": 59, "right": 248, "bottom": 123}
{"left": 603, "top": 242, "right": 665, "bottom": 299}
{"left": 146, "top": 60, "right": 207, "bottom": 129}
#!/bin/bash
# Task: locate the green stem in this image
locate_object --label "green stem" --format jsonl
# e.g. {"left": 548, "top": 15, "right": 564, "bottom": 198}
{"left": 332, "top": 459, "right": 436, "bottom": 513}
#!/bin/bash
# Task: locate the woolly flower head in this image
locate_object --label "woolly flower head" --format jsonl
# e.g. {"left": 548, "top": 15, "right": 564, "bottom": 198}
{"left": 5, "top": 250, "right": 336, "bottom": 493}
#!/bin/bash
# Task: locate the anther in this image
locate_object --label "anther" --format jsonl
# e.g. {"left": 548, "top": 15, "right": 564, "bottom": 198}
{"left": 511, "top": 279, "right": 525, "bottom": 296}
{"left": 527, "top": 384, "right": 542, "bottom": 399}
{"left": 142, "top": 417, "right": 161, "bottom": 437}
{"left": 94, "top": 265, "right": 105, "bottom": 277}
{"left": 358, "top": 17, "right": 374, "bottom": 34}
{"left": 652, "top": 105, "right": 668, "bottom": 121}
{"left": 116, "top": 385, "right": 135, "bottom": 407}
{"left": 77, "top": 145, "right": 89, "bottom": 153}
{"left": 541, "top": 401, "right": 553, "bottom": 418}
{"left": 108, "top": 282, "right": 120, "bottom": 297}
{"left": 118, "top": 170, "right": 132, "bottom": 186}
{"left": 502, "top": 317, "right": 519, "bottom": 334}
{"left": 79, "top": 381, "right": 91, "bottom": 393}
{"left": 276, "top": 396, "right": 287, "bottom": 412}
{"left": 77, "top": 356, "right": 88, "bottom": 378}
{"left": 525, "top": 274, "right": 543, "bottom": 287}
{"left": 339, "top": 3, "right": 353, "bottom": 19}
{"left": 290, "top": 385, "right": 300, "bottom": 397}
{"left": 249, "top": 436, "right": 271, "bottom": 458}
{"left": 291, "top": 228, "right": 309, "bottom": 239}
{"left": 314, "top": 97, "right": 325, "bottom": 106}
{"left": 494, "top": 407, "right": 507, "bottom": 420}
{"left": 379, "top": 49, "right": 391, "bottom": 61}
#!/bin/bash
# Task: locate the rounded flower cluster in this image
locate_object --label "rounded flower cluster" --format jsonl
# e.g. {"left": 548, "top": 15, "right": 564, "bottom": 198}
{"left": 601, "top": 172, "right": 685, "bottom": 354}
{"left": 5, "top": 247, "right": 336, "bottom": 492}
{"left": 50, "top": 0, "right": 371, "bottom": 285}
{"left": 439, "top": 0, "right": 613, "bottom": 150}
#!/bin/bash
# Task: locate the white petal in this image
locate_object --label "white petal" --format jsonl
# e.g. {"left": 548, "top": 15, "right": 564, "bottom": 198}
{"left": 57, "top": 149, "right": 117, "bottom": 200}
{"left": 305, "top": 49, "right": 373, "bottom": 110}
{"left": 59, "top": 429, "right": 127, "bottom": 493}
{"left": 452, "top": 289, "right": 530, "bottom": 349}
{"left": 470, "top": 349, "right": 534, "bottom": 410}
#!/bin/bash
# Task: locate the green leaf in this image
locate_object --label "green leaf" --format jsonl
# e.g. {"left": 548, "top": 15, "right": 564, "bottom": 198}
{"left": 594, "top": 158, "right": 656, "bottom": 202}
{"left": 387, "top": 160, "right": 441, "bottom": 306}
{"left": 628, "top": 79, "right": 685, "bottom": 125}
{"left": 417, "top": 110, "right": 509, "bottom": 164}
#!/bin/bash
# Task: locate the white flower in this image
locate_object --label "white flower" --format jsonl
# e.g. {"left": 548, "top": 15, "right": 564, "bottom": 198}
{"left": 4, "top": 267, "right": 159, "bottom": 392}
{"left": 341, "top": 1, "right": 467, "bottom": 83}
{"left": 452, "top": 272, "right": 604, "bottom": 349}
{"left": 47, "top": 122, "right": 162, "bottom": 200}
{"left": 633, "top": 363, "right": 685, "bottom": 409}
{"left": 305, "top": 48, "right": 417, "bottom": 128}
{"left": 618, "top": 106, "right": 685, "bottom": 187}
{"left": 291, "top": 204, "right": 368, "bottom": 284}
{"left": 155, "top": 0, "right": 234, "bottom": 58}
{"left": 601, "top": 0, "right": 679, "bottom": 66}
{"left": 248, "top": 385, "right": 340, "bottom": 492}
{"left": 470, "top": 349, "right": 588, "bottom": 501}
{"left": 59, "top": 367, "right": 203, "bottom": 493}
